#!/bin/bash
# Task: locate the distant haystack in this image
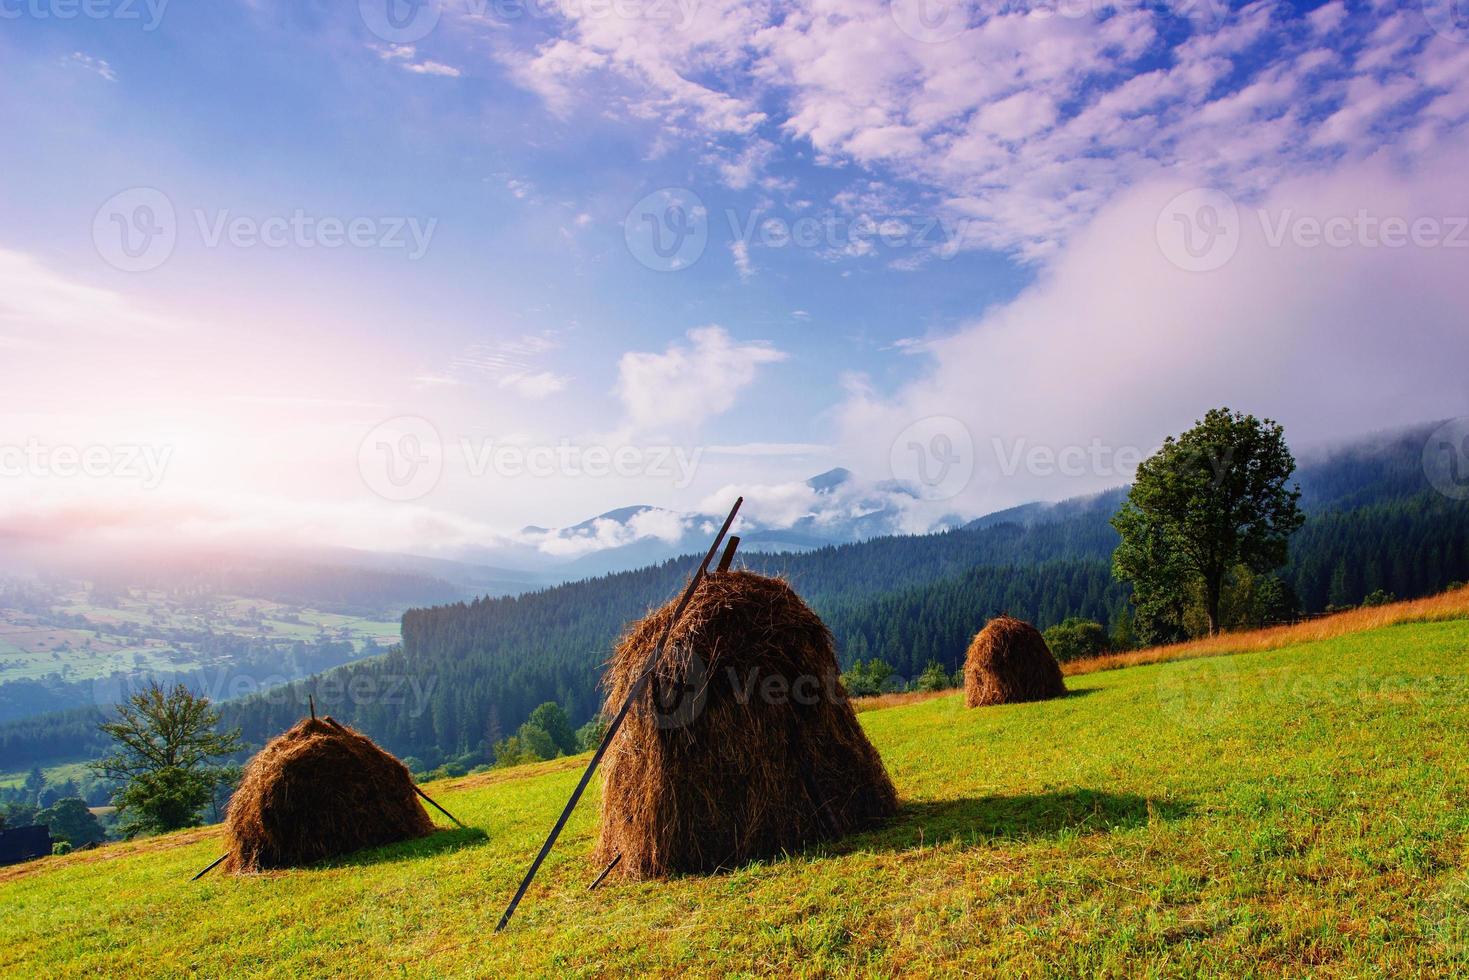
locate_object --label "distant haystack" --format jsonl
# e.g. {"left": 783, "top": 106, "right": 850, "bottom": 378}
{"left": 596, "top": 570, "right": 897, "bottom": 879}
{"left": 224, "top": 716, "right": 433, "bottom": 872}
{"left": 964, "top": 616, "right": 1067, "bottom": 707}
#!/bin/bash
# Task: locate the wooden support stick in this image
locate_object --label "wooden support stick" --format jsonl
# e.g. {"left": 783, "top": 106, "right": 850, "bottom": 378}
{"left": 309, "top": 695, "right": 317, "bottom": 721}
{"left": 716, "top": 535, "right": 741, "bottom": 573}
{"left": 191, "top": 853, "right": 228, "bottom": 881}
{"left": 587, "top": 852, "right": 622, "bottom": 891}
{"left": 414, "top": 786, "right": 467, "bottom": 829}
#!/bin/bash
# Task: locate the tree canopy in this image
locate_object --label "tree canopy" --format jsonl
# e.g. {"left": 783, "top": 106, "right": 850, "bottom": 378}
{"left": 1113, "top": 408, "right": 1305, "bottom": 636}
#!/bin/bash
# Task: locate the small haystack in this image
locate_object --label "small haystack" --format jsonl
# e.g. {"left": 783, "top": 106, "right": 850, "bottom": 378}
{"left": 964, "top": 616, "right": 1067, "bottom": 708}
{"left": 223, "top": 716, "right": 434, "bottom": 872}
{"left": 596, "top": 570, "right": 897, "bottom": 879}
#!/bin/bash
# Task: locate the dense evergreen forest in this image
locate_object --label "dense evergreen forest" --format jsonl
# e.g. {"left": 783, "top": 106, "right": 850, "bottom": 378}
{"left": 4, "top": 423, "right": 1465, "bottom": 770}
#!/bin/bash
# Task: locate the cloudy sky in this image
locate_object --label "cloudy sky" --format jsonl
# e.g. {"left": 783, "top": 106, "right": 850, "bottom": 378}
{"left": 2, "top": 0, "right": 1467, "bottom": 559}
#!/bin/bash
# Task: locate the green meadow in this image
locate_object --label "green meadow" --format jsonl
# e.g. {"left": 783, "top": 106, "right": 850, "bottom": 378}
{"left": 3, "top": 620, "right": 1466, "bottom": 977}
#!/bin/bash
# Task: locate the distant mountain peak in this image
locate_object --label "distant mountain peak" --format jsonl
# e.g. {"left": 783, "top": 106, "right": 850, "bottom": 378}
{"left": 806, "top": 468, "right": 854, "bottom": 493}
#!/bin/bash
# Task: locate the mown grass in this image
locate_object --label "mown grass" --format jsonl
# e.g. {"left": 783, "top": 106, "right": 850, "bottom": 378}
{"left": 3, "top": 619, "right": 1467, "bottom": 977}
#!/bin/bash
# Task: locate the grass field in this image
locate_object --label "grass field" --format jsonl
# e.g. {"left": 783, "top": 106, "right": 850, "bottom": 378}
{"left": 3, "top": 619, "right": 1466, "bottom": 977}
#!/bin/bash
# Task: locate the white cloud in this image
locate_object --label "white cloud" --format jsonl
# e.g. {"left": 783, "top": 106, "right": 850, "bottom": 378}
{"left": 68, "top": 52, "right": 117, "bottom": 82}
{"left": 729, "top": 240, "right": 754, "bottom": 280}
{"left": 499, "top": 1, "right": 1469, "bottom": 262}
{"left": 371, "top": 43, "right": 463, "bottom": 78}
{"left": 0, "top": 249, "right": 179, "bottom": 338}
{"left": 615, "top": 325, "right": 786, "bottom": 433}
{"left": 835, "top": 135, "right": 1469, "bottom": 520}
{"left": 498, "top": 370, "right": 568, "bottom": 399}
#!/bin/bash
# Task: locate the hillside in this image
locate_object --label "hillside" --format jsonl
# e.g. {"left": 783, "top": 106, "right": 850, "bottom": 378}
{"left": 3, "top": 615, "right": 1466, "bottom": 976}
{"left": 4, "top": 421, "right": 1467, "bottom": 772}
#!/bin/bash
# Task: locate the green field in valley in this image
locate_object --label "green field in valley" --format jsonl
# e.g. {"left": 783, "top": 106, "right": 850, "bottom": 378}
{"left": 3, "top": 620, "right": 1466, "bottom": 977}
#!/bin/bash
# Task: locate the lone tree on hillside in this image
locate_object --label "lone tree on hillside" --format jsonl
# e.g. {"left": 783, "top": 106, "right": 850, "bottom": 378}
{"left": 1112, "top": 408, "right": 1304, "bottom": 637}
{"left": 91, "top": 683, "right": 243, "bottom": 837}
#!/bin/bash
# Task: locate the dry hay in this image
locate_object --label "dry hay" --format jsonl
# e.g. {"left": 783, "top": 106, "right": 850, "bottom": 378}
{"left": 223, "top": 716, "right": 433, "bottom": 872}
{"left": 597, "top": 570, "right": 897, "bottom": 879}
{"left": 964, "top": 615, "right": 1067, "bottom": 707}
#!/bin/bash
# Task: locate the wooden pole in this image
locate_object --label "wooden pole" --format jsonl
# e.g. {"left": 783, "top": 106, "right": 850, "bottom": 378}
{"left": 495, "top": 496, "right": 743, "bottom": 932}
{"left": 587, "top": 852, "right": 622, "bottom": 891}
{"left": 191, "top": 853, "right": 228, "bottom": 881}
{"left": 414, "top": 785, "right": 467, "bottom": 829}
{"left": 716, "top": 536, "right": 740, "bottom": 573}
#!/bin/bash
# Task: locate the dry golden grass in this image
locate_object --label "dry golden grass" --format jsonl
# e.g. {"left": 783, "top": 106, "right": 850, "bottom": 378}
{"left": 1066, "top": 583, "right": 1469, "bottom": 677}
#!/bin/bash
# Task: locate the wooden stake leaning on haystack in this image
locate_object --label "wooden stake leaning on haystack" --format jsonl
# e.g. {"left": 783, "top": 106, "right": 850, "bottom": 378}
{"left": 495, "top": 496, "right": 744, "bottom": 932}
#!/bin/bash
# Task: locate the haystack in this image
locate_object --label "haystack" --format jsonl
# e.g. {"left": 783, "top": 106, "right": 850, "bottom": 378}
{"left": 223, "top": 716, "right": 434, "bottom": 872}
{"left": 964, "top": 616, "right": 1067, "bottom": 707}
{"left": 596, "top": 570, "right": 897, "bottom": 879}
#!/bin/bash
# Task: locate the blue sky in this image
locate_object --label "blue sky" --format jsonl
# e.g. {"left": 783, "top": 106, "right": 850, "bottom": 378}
{"left": 2, "top": 0, "right": 1467, "bottom": 559}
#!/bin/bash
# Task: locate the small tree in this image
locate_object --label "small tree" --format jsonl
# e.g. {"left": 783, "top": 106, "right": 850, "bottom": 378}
{"left": 576, "top": 715, "right": 609, "bottom": 752}
{"left": 841, "top": 659, "right": 895, "bottom": 697}
{"left": 36, "top": 797, "right": 105, "bottom": 848}
{"left": 23, "top": 766, "right": 46, "bottom": 805}
{"left": 1113, "top": 409, "right": 1304, "bottom": 636}
{"left": 1042, "top": 618, "right": 1108, "bottom": 663}
{"left": 915, "top": 660, "right": 951, "bottom": 692}
{"left": 526, "top": 702, "right": 578, "bottom": 756}
{"left": 91, "top": 683, "right": 243, "bottom": 837}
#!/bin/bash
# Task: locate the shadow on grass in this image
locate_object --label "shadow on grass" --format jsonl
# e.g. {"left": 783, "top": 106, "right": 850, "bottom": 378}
{"left": 322, "top": 826, "right": 489, "bottom": 870}
{"left": 851, "top": 789, "right": 1192, "bottom": 853}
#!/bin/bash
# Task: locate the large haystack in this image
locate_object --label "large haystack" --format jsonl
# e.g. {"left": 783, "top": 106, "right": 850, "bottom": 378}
{"left": 596, "top": 570, "right": 897, "bottom": 879}
{"left": 224, "top": 716, "right": 434, "bottom": 872}
{"left": 964, "top": 616, "right": 1067, "bottom": 707}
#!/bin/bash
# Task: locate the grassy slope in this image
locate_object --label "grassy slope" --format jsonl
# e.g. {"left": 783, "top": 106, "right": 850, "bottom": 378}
{"left": 3, "top": 621, "right": 1467, "bottom": 978}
